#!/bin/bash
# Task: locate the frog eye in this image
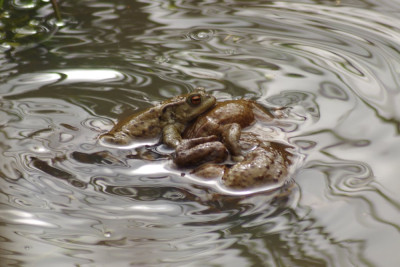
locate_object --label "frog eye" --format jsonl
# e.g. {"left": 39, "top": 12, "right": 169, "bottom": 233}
{"left": 189, "top": 94, "right": 202, "bottom": 106}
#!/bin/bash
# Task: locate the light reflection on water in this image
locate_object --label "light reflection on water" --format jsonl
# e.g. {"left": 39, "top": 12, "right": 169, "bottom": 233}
{"left": 1, "top": 0, "right": 400, "bottom": 266}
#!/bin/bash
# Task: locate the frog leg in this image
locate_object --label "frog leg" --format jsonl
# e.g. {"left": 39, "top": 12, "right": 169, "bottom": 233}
{"left": 221, "top": 123, "right": 242, "bottom": 157}
{"left": 162, "top": 124, "right": 183, "bottom": 148}
{"left": 178, "top": 135, "right": 219, "bottom": 148}
{"left": 173, "top": 136, "right": 228, "bottom": 167}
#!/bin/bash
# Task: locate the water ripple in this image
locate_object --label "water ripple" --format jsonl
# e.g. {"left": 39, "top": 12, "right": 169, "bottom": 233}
{"left": 188, "top": 29, "right": 215, "bottom": 41}
{"left": 1, "top": 0, "right": 400, "bottom": 265}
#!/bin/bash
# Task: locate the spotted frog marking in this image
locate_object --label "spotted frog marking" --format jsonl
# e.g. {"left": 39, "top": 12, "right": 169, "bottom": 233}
{"left": 100, "top": 88, "right": 216, "bottom": 148}
{"left": 173, "top": 100, "right": 294, "bottom": 190}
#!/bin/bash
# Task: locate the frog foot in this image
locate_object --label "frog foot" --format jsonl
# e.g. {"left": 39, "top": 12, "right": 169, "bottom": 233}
{"left": 99, "top": 132, "right": 130, "bottom": 146}
{"left": 173, "top": 135, "right": 228, "bottom": 167}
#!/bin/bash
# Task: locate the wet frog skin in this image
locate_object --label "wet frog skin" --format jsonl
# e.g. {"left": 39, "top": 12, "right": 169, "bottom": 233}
{"left": 182, "top": 100, "right": 274, "bottom": 157}
{"left": 173, "top": 100, "right": 292, "bottom": 190}
{"left": 99, "top": 90, "right": 292, "bottom": 190}
{"left": 100, "top": 88, "right": 216, "bottom": 148}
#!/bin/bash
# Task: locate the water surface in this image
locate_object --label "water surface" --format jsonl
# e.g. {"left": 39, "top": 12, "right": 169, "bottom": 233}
{"left": 1, "top": 0, "right": 400, "bottom": 266}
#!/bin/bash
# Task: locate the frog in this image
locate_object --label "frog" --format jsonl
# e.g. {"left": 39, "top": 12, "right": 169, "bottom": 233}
{"left": 99, "top": 87, "right": 218, "bottom": 149}
{"left": 173, "top": 99, "right": 293, "bottom": 189}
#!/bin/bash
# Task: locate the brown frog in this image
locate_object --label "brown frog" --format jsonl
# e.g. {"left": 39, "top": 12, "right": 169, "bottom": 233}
{"left": 100, "top": 88, "right": 217, "bottom": 149}
{"left": 173, "top": 100, "right": 292, "bottom": 189}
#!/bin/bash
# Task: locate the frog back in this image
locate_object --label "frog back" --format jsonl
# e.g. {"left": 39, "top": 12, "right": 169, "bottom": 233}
{"left": 183, "top": 100, "right": 256, "bottom": 138}
{"left": 108, "top": 106, "right": 163, "bottom": 138}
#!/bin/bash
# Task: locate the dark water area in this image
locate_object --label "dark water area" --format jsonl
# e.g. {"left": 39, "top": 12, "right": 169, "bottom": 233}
{"left": 1, "top": 0, "right": 400, "bottom": 266}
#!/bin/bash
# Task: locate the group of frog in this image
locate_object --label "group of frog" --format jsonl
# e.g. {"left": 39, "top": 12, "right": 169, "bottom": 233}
{"left": 100, "top": 88, "right": 294, "bottom": 190}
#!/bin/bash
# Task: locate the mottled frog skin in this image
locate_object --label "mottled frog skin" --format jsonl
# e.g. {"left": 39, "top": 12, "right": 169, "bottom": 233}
{"left": 100, "top": 90, "right": 293, "bottom": 190}
{"left": 173, "top": 100, "right": 292, "bottom": 189}
{"left": 100, "top": 88, "right": 216, "bottom": 148}
{"left": 183, "top": 100, "right": 272, "bottom": 157}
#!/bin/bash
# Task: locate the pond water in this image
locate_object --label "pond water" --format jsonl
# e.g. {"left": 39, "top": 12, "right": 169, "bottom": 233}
{"left": 1, "top": 0, "right": 400, "bottom": 266}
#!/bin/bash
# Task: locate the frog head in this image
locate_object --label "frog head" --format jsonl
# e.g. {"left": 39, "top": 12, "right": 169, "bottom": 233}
{"left": 162, "top": 87, "right": 216, "bottom": 123}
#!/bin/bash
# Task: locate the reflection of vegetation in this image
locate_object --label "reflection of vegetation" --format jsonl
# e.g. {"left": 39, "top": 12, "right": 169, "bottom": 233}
{"left": 0, "top": 0, "right": 62, "bottom": 48}
{"left": 50, "top": 0, "right": 61, "bottom": 21}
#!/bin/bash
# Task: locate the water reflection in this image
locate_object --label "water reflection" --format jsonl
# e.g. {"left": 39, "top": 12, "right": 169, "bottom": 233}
{"left": 1, "top": 0, "right": 400, "bottom": 266}
{"left": 0, "top": 0, "right": 59, "bottom": 51}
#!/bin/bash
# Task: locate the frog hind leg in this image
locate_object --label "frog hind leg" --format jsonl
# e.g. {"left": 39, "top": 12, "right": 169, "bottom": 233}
{"left": 221, "top": 123, "right": 242, "bottom": 157}
{"left": 173, "top": 135, "right": 228, "bottom": 166}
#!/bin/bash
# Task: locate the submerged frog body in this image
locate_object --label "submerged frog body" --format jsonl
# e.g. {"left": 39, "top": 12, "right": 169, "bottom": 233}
{"left": 173, "top": 100, "right": 292, "bottom": 190}
{"left": 100, "top": 88, "right": 216, "bottom": 148}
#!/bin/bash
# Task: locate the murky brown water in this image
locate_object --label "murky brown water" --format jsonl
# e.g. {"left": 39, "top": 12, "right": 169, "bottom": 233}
{"left": 1, "top": 0, "right": 400, "bottom": 266}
